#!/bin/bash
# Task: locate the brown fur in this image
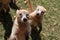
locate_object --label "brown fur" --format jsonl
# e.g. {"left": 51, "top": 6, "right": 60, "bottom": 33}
{"left": 27, "top": 0, "right": 33, "bottom": 12}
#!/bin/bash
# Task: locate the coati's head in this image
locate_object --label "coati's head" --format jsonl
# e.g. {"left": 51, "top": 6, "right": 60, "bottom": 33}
{"left": 29, "top": 5, "right": 46, "bottom": 18}
{"left": 35, "top": 5, "right": 46, "bottom": 16}
{"left": 29, "top": 5, "right": 46, "bottom": 23}
{"left": 16, "top": 9, "right": 29, "bottom": 23}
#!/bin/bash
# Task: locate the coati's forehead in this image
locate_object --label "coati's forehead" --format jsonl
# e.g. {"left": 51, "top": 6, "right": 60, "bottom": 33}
{"left": 18, "top": 9, "right": 29, "bottom": 14}
{"left": 36, "top": 5, "right": 46, "bottom": 12}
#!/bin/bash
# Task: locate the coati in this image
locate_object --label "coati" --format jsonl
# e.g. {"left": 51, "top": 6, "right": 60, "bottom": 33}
{"left": 0, "top": 0, "right": 19, "bottom": 40}
{"left": 29, "top": 5, "right": 46, "bottom": 40}
{"left": 9, "top": 9, "right": 31, "bottom": 40}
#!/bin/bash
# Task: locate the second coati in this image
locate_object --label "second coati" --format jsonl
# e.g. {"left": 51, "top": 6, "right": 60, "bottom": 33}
{"left": 29, "top": 5, "right": 46, "bottom": 40}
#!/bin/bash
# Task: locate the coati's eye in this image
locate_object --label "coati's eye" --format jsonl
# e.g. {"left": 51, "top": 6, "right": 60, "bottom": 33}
{"left": 26, "top": 14, "right": 29, "bottom": 16}
{"left": 19, "top": 13, "right": 22, "bottom": 17}
{"left": 41, "top": 11, "right": 44, "bottom": 15}
{"left": 26, "top": 14, "right": 29, "bottom": 18}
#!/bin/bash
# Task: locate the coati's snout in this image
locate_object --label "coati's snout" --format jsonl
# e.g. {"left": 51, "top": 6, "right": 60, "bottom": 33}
{"left": 36, "top": 11, "right": 45, "bottom": 16}
{"left": 22, "top": 13, "right": 29, "bottom": 22}
{"left": 16, "top": 9, "right": 29, "bottom": 22}
{"left": 23, "top": 18, "right": 27, "bottom": 22}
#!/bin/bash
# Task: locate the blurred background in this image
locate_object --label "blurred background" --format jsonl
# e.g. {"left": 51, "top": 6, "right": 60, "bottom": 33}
{"left": 0, "top": 0, "right": 60, "bottom": 40}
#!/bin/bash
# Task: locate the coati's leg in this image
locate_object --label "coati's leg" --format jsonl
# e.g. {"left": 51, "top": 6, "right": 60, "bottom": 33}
{"left": 31, "top": 25, "right": 40, "bottom": 40}
{"left": 1, "top": 10, "right": 13, "bottom": 40}
{"left": 25, "top": 35, "right": 29, "bottom": 40}
{"left": 38, "top": 23, "right": 42, "bottom": 33}
{"left": 37, "top": 23, "right": 42, "bottom": 40}
{"left": 31, "top": 26, "right": 37, "bottom": 40}
{"left": 31, "top": 24, "right": 42, "bottom": 40}
{"left": 25, "top": 33, "right": 29, "bottom": 40}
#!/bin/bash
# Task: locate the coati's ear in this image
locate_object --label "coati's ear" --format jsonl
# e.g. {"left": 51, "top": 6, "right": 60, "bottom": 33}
{"left": 16, "top": 9, "right": 20, "bottom": 14}
{"left": 43, "top": 7, "right": 46, "bottom": 12}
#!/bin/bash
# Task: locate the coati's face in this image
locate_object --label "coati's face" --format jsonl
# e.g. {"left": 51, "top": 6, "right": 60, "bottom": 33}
{"left": 35, "top": 5, "right": 46, "bottom": 16}
{"left": 16, "top": 9, "right": 29, "bottom": 23}
{"left": 29, "top": 5, "right": 46, "bottom": 19}
{"left": 29, "top": 6, "right": 46, "bottom": 24}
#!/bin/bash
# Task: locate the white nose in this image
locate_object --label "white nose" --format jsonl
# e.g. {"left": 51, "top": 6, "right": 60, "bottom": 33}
{"left": 36, "top": 9, "right": 41, "bottom": 15}
{"left": 22, "top": 14, "right": 28, "bottom": 22}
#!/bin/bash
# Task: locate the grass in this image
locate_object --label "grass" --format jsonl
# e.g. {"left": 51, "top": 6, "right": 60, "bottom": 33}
{"left": 0, "top": 0, "right": 60, "bottom": 40}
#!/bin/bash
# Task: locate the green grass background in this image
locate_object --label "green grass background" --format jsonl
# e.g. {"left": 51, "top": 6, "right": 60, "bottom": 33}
{"left": 0, "top": 0, "right": 60, "bottom": 40}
